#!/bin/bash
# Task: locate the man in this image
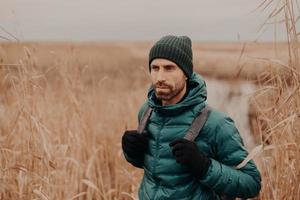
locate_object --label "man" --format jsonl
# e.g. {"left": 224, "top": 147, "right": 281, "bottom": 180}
{"left": 122, "top": 35, "right": 261, "bottom": 200}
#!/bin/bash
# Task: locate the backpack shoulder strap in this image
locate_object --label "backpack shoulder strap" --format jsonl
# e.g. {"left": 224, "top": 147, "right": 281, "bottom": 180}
{"left": 184, "top": 105, "right": 211, "bottom": 141}
{"left": 137, "top": 105, "right": 153, "bottom": 134}
{"left": 137, "top": 104, "right": 211, "bottom": 140}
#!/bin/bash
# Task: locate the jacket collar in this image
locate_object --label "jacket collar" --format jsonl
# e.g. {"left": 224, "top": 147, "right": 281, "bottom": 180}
{"left": 147, "top": 72, "right": 207, "bottom": 116}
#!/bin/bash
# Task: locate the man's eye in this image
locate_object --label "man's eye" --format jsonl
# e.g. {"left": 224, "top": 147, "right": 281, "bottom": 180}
{"left": 151, "top": 66, "right": 159, "bottom": 71}
{"left": 165, "top": 66, "right": 174, "bottom": 71}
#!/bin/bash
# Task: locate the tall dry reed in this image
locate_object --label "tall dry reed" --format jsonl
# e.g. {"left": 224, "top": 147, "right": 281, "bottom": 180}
{"left": 251, "top": 0, "right": 300, "bottom": 199}
{"left": 0, "top": 45, "right": 148, "bottom": 199}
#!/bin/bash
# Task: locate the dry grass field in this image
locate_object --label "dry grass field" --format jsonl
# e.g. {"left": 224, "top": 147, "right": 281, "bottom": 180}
{"left": 0, "top": 41, "right": 299, "bottom": 200}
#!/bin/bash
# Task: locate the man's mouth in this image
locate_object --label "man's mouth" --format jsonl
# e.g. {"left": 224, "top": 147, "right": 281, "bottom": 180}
{"left": 157, "top": 86, "right": 169, "bottom": 89}
{"left": 155, "top": 84, "right": 171, "bottom": 89}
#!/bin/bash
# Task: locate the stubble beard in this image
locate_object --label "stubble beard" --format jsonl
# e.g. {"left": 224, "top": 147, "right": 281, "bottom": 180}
{"left": 154, "top": 80, "right": 186, "bottom": 101}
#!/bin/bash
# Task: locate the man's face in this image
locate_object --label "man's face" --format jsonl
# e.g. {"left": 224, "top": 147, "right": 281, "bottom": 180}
{"left": 150, "top": 58, "right": 187, "bottom": 103}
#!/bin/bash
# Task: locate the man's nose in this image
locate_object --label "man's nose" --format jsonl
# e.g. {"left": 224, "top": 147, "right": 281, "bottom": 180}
{"left": 157, "top": 70, "right": 166, "bottom": 82}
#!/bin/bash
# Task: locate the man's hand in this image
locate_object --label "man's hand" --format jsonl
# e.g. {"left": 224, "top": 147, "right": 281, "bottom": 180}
{"left": 122, "top": 130, "right": 149, "bottom": 158}
{"left": 169, "top": 138, "right": 211, "bottom": 179}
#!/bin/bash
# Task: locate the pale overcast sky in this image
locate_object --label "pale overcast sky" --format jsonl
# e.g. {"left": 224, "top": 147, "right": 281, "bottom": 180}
{"left": 1, "top": 0, "right": 288, "bottom": 42}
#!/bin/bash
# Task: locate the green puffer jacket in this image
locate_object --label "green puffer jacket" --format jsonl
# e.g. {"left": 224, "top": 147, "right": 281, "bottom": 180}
{"left": 124, "top": 72, "right": 261, "bottom": 200}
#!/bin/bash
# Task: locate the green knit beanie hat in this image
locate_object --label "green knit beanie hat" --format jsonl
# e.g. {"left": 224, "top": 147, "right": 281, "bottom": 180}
{"left": 149, "top": 35, "right": 193, "bottom": 79}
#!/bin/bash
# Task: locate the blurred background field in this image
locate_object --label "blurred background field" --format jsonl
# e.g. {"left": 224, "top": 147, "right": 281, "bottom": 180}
{"left": 0, "top": 41, "right": 291, "bottom": 80}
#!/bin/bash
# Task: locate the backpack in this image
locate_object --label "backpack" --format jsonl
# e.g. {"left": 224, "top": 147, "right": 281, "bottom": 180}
{"left": 137, "top": 105, "right": 211, "bottom": 141}
{"left": 137, "top": 104, "right": 246, "bottom": 200}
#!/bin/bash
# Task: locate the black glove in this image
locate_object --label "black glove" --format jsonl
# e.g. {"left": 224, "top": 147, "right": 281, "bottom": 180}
{"left": 169, "top": 138, "right": 211, "bottom": 179}
{"left": 122, "top": 130, "right": 149, "bottom": 167}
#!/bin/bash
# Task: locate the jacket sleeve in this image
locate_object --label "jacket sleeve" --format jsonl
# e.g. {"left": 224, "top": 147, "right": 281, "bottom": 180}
{"left": 122, "top": 102, "right": 149, "bottom": 168}
{"left": 199, "top": 116, "right": 262, "bottom": 198}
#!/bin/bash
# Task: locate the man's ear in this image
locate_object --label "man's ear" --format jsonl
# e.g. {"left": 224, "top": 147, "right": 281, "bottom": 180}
{"left": 185, "top": 75, "right": 188, "bottom": 81}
